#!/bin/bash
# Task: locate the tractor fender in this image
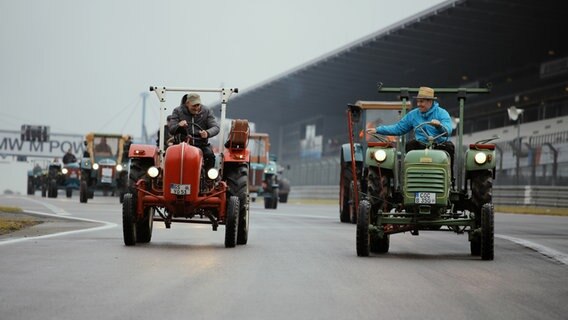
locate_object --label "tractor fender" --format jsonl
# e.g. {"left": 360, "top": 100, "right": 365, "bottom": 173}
{"left": 222, "top": 148, "right": 250, "bottom": 163}
{"left": 465, "top": 147, "right": 496, "bottom": 172}
{"left": 365, "top": 145, "right": 396, "bottom": 170}
{"left": 128, "top": 144, "right": 159, "bottom": 165}
{"left": 163, "top": 143, "right": 202, "bottom": 202}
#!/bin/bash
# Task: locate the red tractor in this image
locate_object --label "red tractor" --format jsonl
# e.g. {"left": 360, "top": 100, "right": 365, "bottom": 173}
{"left": 122, "top": 86, "right": 250, "bottom": 248}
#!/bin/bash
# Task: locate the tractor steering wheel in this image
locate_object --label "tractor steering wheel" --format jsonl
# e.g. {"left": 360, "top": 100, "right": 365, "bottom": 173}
{"left": 176, "top": 122, "right": 207, "bottom": 146}
{"left": 414, "top": 121, "right": 448, "bottom": 146}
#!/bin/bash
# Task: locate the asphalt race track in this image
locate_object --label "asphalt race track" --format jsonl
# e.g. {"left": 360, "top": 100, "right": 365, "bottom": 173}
{"left": 1, "top": 193, "right": 567, "bottom": 320}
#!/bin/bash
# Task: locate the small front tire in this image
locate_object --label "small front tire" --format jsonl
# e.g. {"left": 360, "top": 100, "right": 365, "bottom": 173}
{"left": 122, "top": 193, "right": 137, "bottom": 246}
{"left": 225, "top": 196, "right": 239, "bottom": 248}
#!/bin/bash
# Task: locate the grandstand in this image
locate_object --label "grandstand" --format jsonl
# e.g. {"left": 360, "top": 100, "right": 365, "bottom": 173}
{"left": 212, "top": 0, "right": 568, "bottom": 188}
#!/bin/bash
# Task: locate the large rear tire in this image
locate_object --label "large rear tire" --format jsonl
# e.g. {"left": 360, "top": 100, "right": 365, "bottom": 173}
{"left": 356, "top": 200, "right": 371, "bottom": 257}
{"left": 480, "top": 203, "right": 494, "bottom": 260}
{"left": 122, "top": 193, "right": 137, "bottom": 246}
{"left": 339, "top": 162, "right": 353, "bottom": 223}
{"left": 225, "top": 196, "right": 239, "bottom": 248}
{"left": 368, "top": 167, "right": 392, "bottom": 215}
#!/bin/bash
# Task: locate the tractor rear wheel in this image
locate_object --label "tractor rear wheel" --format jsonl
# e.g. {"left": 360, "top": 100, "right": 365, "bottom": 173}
{"left": 349, "top": 181, "right": 359, "bottom": 224}
{"left": 368, "top": 167, "right": 392, "bottom": 215}
{"left": 225, "top": 196, "right": 239, "bottom": 248}
{"left": 471, "top": 170, "right": 493, "bottom": 213}
{"left": 339, "top": 163, "right": 353, "bottom": 223}
{"left": 122, "top": 193, "right": 137, "bottom": 246}
{"left": 356, "top": 200, "right": 371, "bottom": 257}
{"left": 480, "top": 203, "right": 494, "bottom": 260}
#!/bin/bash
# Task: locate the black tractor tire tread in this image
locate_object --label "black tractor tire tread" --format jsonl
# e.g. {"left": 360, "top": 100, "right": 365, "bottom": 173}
{"left": 225, "top": 196, "right": 239, "bottom": 248}
{"left": 339, "top": 163, "right": 353, "bottom": 223}
{"left": 480, "top": 203, "right": 494, "bottom": 260}
{"left": 356, "top": 200, "right": 371, "bottom": 257}
{"left": 225, "top": 164, "right": 249, "bottom": 245}
{"left": 136, "top": 207, "right": 154, "bottom": 243}
{"left": 122, "top": 193, "right": 137, "bottom": 246}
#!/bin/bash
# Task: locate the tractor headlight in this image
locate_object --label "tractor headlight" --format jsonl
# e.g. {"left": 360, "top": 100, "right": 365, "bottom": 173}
{"left": 207, "top": 168, "right": 219, "bottom": 180}
{"left": 474, "top": 152, "right": 487, "bottom": 165}
{"left": 147, "top": 166, "right": 159, "bottom": 178}
{"left": 61, "top": 168, "right": 68, "bottom": 174}
{"left": 264, "top": 167, "right": 275, "bottom": 173}
{"left": 92, "top": 163, "right": 99, "bottom": 170}
{"left": 116, "top": 164, "right": 123, "bottom": 172}
{"left": 373, "top": 150, "right": 387, "bottom": 163}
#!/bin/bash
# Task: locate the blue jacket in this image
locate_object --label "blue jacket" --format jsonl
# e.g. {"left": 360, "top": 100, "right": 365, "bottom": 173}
{"left": 376, "top": 101, "right": 452, "bottom": 144}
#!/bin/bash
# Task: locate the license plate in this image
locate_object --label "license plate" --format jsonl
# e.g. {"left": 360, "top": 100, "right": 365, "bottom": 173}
{"left": 415, "top": 192, "right": 436, "bottom": 204}
{"left": 170, "top": 183, "right": 191, "bottom": 195}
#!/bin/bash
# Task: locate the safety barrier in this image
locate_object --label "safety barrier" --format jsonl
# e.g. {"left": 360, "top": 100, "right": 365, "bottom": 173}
{"left": 288, "top": 185, "right": 568, "bottom": 208}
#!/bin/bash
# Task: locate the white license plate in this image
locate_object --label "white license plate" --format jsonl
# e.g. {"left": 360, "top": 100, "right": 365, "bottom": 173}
{"left": 170, "top": 183, "right": 191, "bottom": 195}
{"left": 415, "top": 192, "right": 436, "bottom": 204}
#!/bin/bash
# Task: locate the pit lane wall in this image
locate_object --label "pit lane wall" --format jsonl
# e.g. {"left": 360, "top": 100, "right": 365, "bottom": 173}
{"left": 288, "top": 185, "right": 568, "bottom": 209}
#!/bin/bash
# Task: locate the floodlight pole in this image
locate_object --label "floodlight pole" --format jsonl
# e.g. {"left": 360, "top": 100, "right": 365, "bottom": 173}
{"left": 515, "top": 113, "right": 522, "bottom": 185}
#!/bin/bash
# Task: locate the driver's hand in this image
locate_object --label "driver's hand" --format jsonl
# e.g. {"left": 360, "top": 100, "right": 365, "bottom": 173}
{"left": 430, "top": 119, "right": 441, "bottom": 127}
{"left": 199, "top": 130, "right": 208, "bottom": 138}
{"left": 366, "top": 128, "right": 377, "bottom": 134}
{"left": 178, "top": 120, "right": 188, "bottom": 127}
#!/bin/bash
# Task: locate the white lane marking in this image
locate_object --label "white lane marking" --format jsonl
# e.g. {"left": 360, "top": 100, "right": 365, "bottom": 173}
{"left": 18, "top": 197, "right": 70, "bottom": 215}
{"left": 496, "top": 234, "right": 568, "bottom": 266}
{"left": 0, "top": 210, "right": 116, "bottom": 246}
{"left": 255, "top": 212, "right": 336, "bottom": 220}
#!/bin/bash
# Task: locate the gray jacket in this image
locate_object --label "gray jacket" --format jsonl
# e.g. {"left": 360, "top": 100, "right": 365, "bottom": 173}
{"left": 168, "top": 105, "right": 220, "bottom": 140}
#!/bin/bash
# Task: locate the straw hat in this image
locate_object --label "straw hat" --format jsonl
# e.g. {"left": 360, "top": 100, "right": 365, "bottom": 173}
{"left": 413, "top": 86, "right": 437, "bottom": 100}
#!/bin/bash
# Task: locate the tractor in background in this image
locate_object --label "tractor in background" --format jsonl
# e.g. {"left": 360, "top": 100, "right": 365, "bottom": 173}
{"left": 79, "top": 133, "right": 131, "bottom": 203}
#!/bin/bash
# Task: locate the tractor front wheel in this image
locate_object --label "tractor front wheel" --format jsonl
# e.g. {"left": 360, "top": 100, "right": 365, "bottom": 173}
{"left": 480, "top": 203, "right": 494, "bottom": 260}
{"left": 136, "top": 207, "right": 154, "bottom": 244}
{"left": 80, "top": 181, "right": 88, "bottom": 203}
{"left": 356, "top": 200, "right": 371, "bottom": 257}
{"left": 225, "top": 196, "right": 239, "bottom": 248}
{"left": 122, "top": 193, "right": 137, "bottom": 246}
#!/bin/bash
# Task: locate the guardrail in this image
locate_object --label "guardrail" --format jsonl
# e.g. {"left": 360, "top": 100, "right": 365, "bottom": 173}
{"left": 288, "top": 185, "right": 568, "bottom": 208}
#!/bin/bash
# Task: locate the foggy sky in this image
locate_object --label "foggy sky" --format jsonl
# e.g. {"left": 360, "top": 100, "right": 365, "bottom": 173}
{"left": 0, "top": 0, "right": 445, "bottom": 139}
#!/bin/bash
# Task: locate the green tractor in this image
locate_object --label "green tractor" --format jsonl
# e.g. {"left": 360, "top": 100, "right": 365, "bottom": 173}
{"left": 342, "top": 85, "right": 496, "bottom": 260}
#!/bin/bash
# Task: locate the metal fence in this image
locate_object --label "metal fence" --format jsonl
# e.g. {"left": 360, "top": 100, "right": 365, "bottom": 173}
{"left": 288, "top": 185, "right": 568, "bottom": 209}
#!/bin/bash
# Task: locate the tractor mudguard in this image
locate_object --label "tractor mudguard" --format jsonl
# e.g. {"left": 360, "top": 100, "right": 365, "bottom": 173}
{"left": 128, "top": 144, "right": 160, "bottom": 165}
{"left": 223, "top": 148, "right": 250, "bottom": 163}
{"left": 341, "top": 143, "right": 364, "bottom": 163}
{"left": 465, "top": 144, "right": 496, "bottom": 172}
{"left": 365, "top": 143, "right": 396, "bottom": 170}
{"left": 163, "top": 143, "right": 202, "bottom": 203}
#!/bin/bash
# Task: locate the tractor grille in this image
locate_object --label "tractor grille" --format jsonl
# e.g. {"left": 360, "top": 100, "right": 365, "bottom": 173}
{"left": 406, "top": 167, "right": 446, "bottom": 193}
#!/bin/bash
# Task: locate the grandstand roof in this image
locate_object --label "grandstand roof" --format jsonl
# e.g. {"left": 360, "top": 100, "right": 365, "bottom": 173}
{"left": 215, "top": 0, "right": 568, "bottom": 156}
